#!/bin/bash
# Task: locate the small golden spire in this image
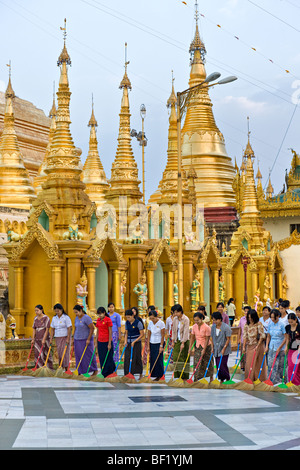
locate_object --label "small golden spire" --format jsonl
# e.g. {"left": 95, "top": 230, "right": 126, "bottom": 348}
{"left": 58, "top": 18, "right": 71, "bottom": 66}
{"left": 119, "top": 42, "right": 132, "bottom": 90}
{"left": 189, "top": 0, "right": 206, "bottom": 63}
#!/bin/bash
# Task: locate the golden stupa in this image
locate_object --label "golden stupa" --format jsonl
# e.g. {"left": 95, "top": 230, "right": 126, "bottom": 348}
{"left": 0, "top": 71, "right": 36, "bottom": 211}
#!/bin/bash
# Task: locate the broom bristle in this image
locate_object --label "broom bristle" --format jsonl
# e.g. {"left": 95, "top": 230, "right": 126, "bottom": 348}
{"left": 32, "top": 367, "right": 54, "bottom": 378}
{"left": 105, "top": 375, "right": 122, "bottom": 383}
{"left": 253, "top": 381, "right": 274, "bottom": 392}
{"left": 193, "top": 380, "right": 208, "bottom": 389}
{"left": 234, "top": 380, "right": 254, "bottom": 391}
{"left": 139, "top": 377, "right": 152, "bottom": 383}
{"left": 208, "top": 380, "right": 221, "bottom": 389}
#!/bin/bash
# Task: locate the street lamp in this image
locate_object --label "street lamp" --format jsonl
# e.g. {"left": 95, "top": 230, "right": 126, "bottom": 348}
{"left": 131, "top": 104, "right": 147, "bottom": 204}
{"left": 176, "top": 73, "right": 237, "bottom": 305}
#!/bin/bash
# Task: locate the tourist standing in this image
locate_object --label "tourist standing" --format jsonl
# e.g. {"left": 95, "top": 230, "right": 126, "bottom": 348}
{"left": 32, "top": 304, "right": 53, "bottom": 370}
{"left": 226, "top": 298, "right": 236, "bottom": 326}
{"left": 73, "top": 304, "right": 97, "bottom": 376}
{"left": 147, "top": 310, "right": 165, "bottom": 380}
{"left": 242, "top": 309, "right": 267, "bottom": 382}
{"left": 171, "top": 304, "right": 190, "bottom": 380}
{"left": 189, "top": 312, "right": 214, "bottom": 382}
{"left": 210, "top": 312, "right": 231, "bottom": 382}
{"left": 124, "top": 309, "right": 144, "bottom": 379}
{"left": 108, "top": 302, "right": 121, "bottom": 363}
{"left": 265, "top": 309, "right": 286, "bottom": 384}
{"left": 285, "top": 313, "right": 300, "bottom": 385}
{"left": 50, "top": 303, "right": 72, "bottom": 371}
{"left": 96, "top": 307, "right": 115, "bottom": 377}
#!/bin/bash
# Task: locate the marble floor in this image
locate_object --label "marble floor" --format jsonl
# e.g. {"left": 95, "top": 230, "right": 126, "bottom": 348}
{"left": 1, "top": 359, "right": 300, "bottom": 452}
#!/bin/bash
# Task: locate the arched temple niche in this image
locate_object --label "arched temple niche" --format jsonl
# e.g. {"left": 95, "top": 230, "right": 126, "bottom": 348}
{"left": 195, "top": 234, "right": 221, "bottom": 316}
{"left": 84, "top": 237, "right": 127, "bottom": 314}
{"left": 144, "top": 239, "right": 177, "bottom": 318}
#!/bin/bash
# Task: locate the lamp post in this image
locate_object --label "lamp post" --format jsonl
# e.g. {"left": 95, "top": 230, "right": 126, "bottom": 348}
{"left": 131, "top": 104, "right": 147, "bottom": 204}
{"left": 176, "top": 73, "right": 237, "bottom": 305}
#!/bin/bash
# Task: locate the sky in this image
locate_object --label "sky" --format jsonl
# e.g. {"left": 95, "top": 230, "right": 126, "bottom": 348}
{"left": 0, "top": 0, "right": 299, "bottom": 201}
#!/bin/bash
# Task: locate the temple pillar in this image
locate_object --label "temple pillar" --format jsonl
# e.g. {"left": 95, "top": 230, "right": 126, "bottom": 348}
{"left": 277, "top": 271, "right": 283, "bottom": 300}
{"left": 225, "top": 270, "right": 233, "bottom": 300}
{"left": 84, "top": 260, "right": 100, "bottom": 314}
{"left": 108, "top": 261, "right": 122, "bottom": 312}
{"left": 146, "top": 267, "right": 155, "bottom": 307}
{"left": 269, "top": 272, "right": 274, "bottom": 302}
{"left": 10, "top": 261, "right": 27, "bottom": 336}
{"left": 251, "top": 270, "right": 259, "bottom": 301}
{"left": 183, "top": 250, "right": 198, "bottom": 316}
{"left": 211, "top": 264, "right": 220, "bottom": 306}
{"left": 48, "top": 260, "right": 65, "bottom": 307}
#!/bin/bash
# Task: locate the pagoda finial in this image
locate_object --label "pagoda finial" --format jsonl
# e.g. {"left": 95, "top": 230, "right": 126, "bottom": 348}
{"left": 167, "top": 70, "right": 176, "bottom": 108}
{"left": 5, "top": 61, "right": 15, "bottom": 100}
{"left": 189, "top": 0, "right": 206, "bottom": 62}
{"left": 119, "top": 42, "right": 132, "bottom": 90}
{"left": 58, "top": 18, "right": 71, "bottom": 66}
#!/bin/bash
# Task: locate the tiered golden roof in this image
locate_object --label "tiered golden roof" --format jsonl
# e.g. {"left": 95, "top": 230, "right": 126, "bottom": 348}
{"left": 0, "top": 73, "right": 36, "bottom": 210}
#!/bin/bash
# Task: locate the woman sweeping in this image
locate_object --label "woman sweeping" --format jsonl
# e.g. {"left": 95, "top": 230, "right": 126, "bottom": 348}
{"left": 50, "top": 304, "right": 72, "bottom": 371}
{"left": 147, "top": 310, "right": 165, "bottom": 380}
{"left": 265, "top": 309, "right": 286, "bottom": 384}
{"left": 210, "top": 312, "right": 231, "bottom": 383}
{"left": 32, "top": 305, "right": 53, "bottom": 370}
{"left": 73, "top": 305, "right": 97, "bottom": 376}
{"left": 96, "top": 307, "right": 115, "bottom": 377}
{"left": 171, "top": 304, "right": 190, "bottom": 380}
{"left": 108, "top": 302, "right": 121, "bottom": 363}
{"left": 242, "top": 309, "right": 267, "bottom": 382}
{"left": 189, "top": 312, "right": 214, "bottom": 382}
{"left": 285, "top": 313, "right": 300, "bottom": 385}
{"left": 124, "top": 309, "right": 145, "bottom": 380}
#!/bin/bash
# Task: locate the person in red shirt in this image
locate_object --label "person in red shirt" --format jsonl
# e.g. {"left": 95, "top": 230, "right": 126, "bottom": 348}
{"left": 96, "top": 307, "right": 115, "bottom": 377}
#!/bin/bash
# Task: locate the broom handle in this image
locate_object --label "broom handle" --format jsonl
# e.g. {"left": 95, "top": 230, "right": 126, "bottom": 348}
{"left": 179, "top": 341, "right": 196, "bottom": 380}
{"left": 86, "top": 345, "right": 97, "bottom": 373}
{"left": 44, "top": 344, "right": 52, "bottom": 367}
{"left": 230, "top": 353, "right": 244, "bottom": 380}
{"left": 129, "top": 344, "right": 134, "bottom": 374}
{"left": 189, "top": 349, "right": 204, "bottom": 381}
{"left": 163, "top": 348, "right": 173, "bottom": 375}
{"left": 268, "top": 350, "right": 279, "bottom": 380}
{"left": 256, "top": 352, "right": 266, "bottom": 380}
{"left": 24, "top": 343, "right": 34, "bottom": 368}
{"left": 215, "top": 355, "right": 223, "bottom": 380}
{"left": 115, "top": 346, "right": 126, "bottom": 372}
{"left": 34, "top": 344, "right": 44, "bottom": 369}
{"left": 171, "top": 347, "right": 182, "bottom": 379}
{"left": 281, "top": 353, "right": 288, "bottom": 383}
{"left": 203, "top": 352, "right": 214, "bottom": 379}
{"left": 290, "top": 347, "right": 300, "bottom": 382}
{"left": 66, "top": 345, "right": 74, "bottom": 370}
{"left": 163, "top": 338, "right": 169, "bottom": 361}
{"left": 58, "top": 344, "right": 68, "bottom": 368}
{"left": 247, "top": 349, "right": 257, "bottom": 379}
{"left": 149, "top": 350, "right": 161, "bottom": 377}
{"left": 75, "top": 345, "right": 87, "bottom": 372}
{"left": 234, "top": 343, "right": 240, "bottom": 366}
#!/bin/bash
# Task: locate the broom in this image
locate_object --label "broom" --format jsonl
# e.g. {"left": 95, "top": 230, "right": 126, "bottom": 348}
{"left": 105, "top": 346, "right": 126, "bottom": 382}
{"left": 168, "top": 341, "right": 195, "bottom": 388}
{"left": 62, "top": 345, "right": 74, "bottom": 377}
{"left": 32, "top": 344, "right": 54, "bottom": 377}
{"left": 90, "top": 348, "right": 110, "bottom": 382}
{"left": 253, "top": 352, "right": 267, "bottom": 390}
{"left": 229, "top": 343, "right": 240, "bottom": 374}
{"left": 221, "top": 354, "right": 244, "bottom": 389}
{"left": 26, "top": 344, "right": 44, "bottom": 376}
{"left": 235, "top": 348, "right": 258, "bottom": 391}
{"left": 285, "top": 348, "right": 300, "bottom": 392}
{"left": 167, "top": 347, "right": 182, "bottom": 385}
{"left": 193, "top": 352, "right": 214, "bottom": 388}
{"left": 72, "top": 345, "right": 88, "bottom": 377}
{"left": 158, "top": 348, "right": 173, "bottom": 384}
{"left": 255, "top": 351, "right": 279, "bottom": 392}
{"left": 82, "top": 345, "right": 97, "bottom": 378}
{"left": 121, "top": 344, "right": 136, "bottom": 383}
{"left": 54, "top": 343, "right": 68, "bottom": 378}
{"left": 139, "top": 350, "right": 162, "bottom": 383}
{"left": 208, "top": 354, "right": 224, "bottom": 389}
{"left": 274, "top": 353, "right": 289, "bottom": 392}
{"left": 184, "top": 350, "right": 204, "bottom": 387}
{"left": 19, "top": 342, "right": 34, "bottom": 375}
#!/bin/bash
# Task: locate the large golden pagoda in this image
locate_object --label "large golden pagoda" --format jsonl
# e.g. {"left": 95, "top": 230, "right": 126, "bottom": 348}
{"left": 0, "top": 73, "right": 36, "bottom": 211}
{"left": 180, "top": 5, "right": 237, "bottom": 237}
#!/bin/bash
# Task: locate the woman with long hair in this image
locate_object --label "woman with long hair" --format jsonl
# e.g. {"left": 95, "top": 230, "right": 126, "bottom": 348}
{"left": 124, "top": 309, "right": 144, "bottom": 380}
{"left": 73, "top": 304, "right": 97, "bottom": 376}
{"left": 49, "top": 303, "right": 72, "bottom": 371}
{"left": 242, "top": 309, "right": 267, "bottom": 382}
{"left": 96, "top": 306, "right": 115, "bottom": 377}
{"left": 32, "top": 304, "right": 53, "bottom": 370}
